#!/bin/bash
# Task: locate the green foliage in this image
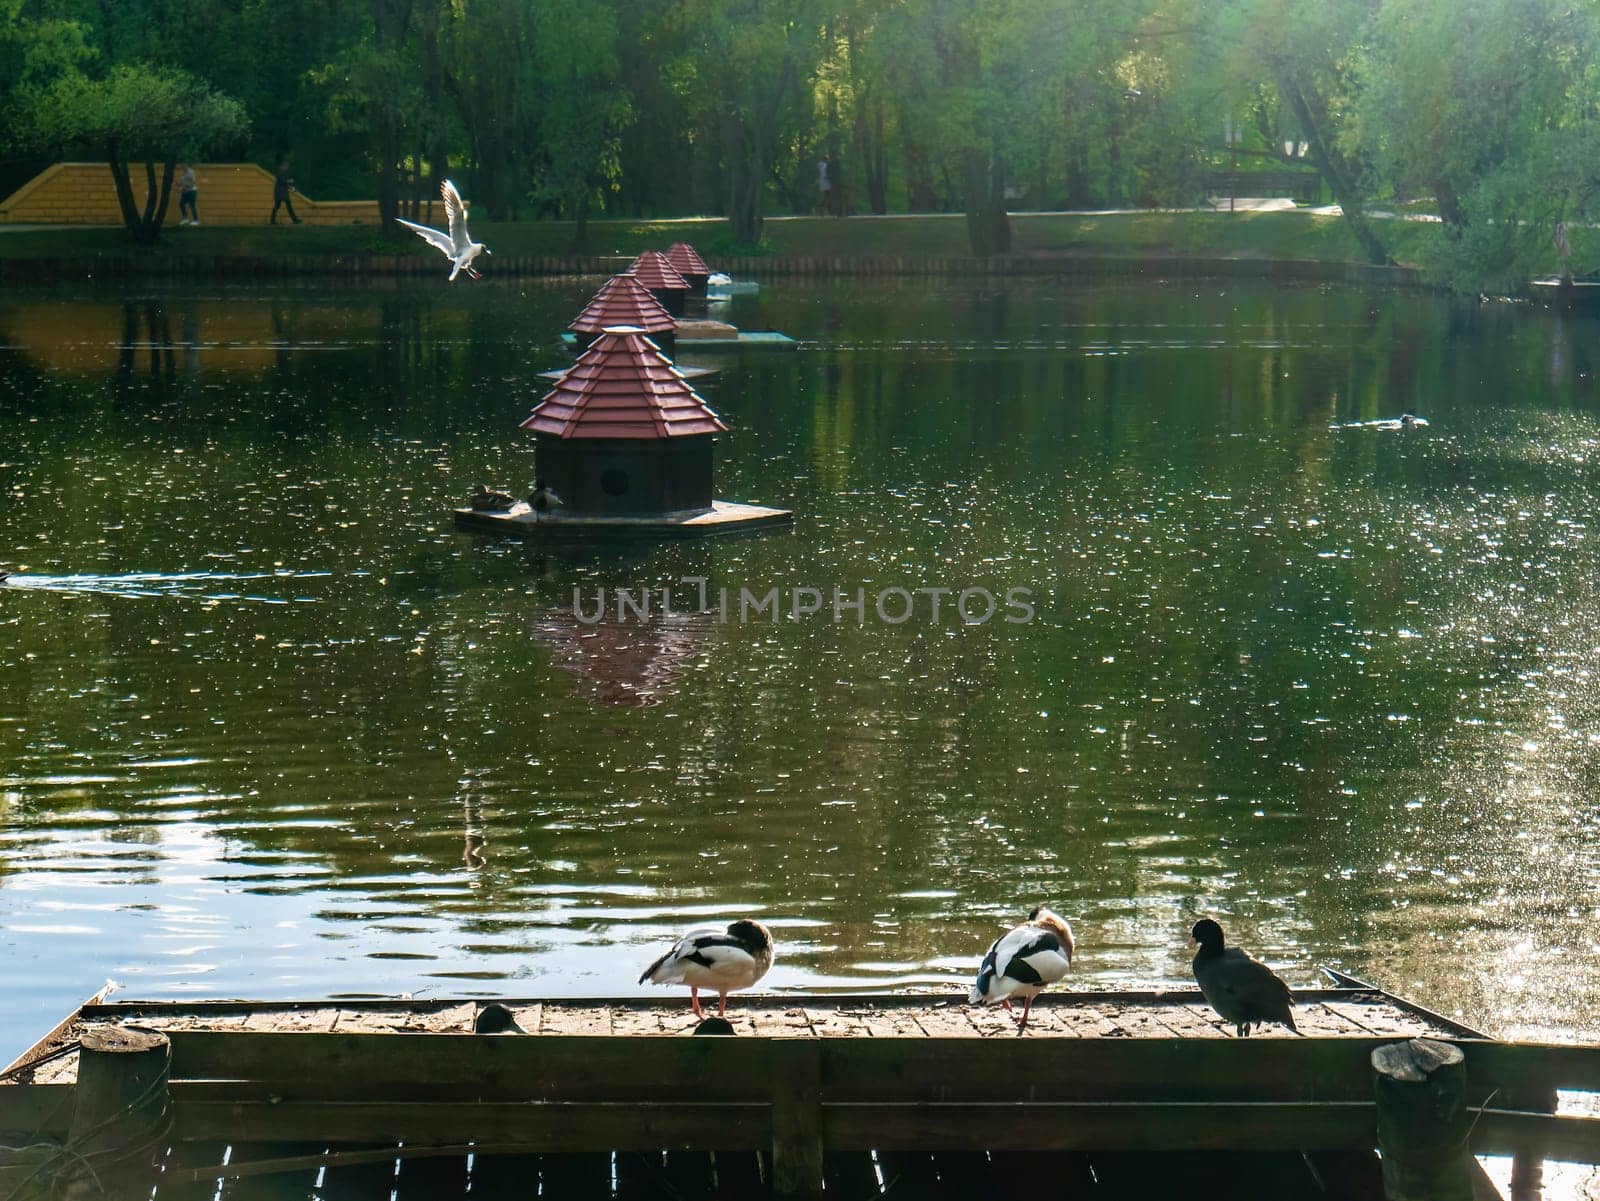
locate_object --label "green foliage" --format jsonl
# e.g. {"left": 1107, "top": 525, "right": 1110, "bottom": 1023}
{"left": 8, "top": 0, "right": 1600, "bottom": 289}
{"left": 29, "top": 63, "right": 248, "bottom": 161}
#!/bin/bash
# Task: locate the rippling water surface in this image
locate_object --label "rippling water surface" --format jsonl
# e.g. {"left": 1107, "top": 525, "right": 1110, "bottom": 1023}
{"left": 3, "top": 276, "right": 1600, "bottom": 1062}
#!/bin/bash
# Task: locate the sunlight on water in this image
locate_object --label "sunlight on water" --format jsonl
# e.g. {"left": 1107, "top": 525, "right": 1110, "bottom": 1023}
{"left": 2, "top": 279, "right": 1599, "bottom": 1063}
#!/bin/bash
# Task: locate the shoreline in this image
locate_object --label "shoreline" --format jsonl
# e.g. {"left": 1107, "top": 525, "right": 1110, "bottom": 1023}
{"left": 0, "top": 250, "right": 1423, "bottom": 287}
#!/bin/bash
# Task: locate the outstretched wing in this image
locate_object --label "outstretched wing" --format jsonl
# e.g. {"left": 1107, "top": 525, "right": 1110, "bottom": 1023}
{"left": 441, "top": 179, "right": 469, "bottom": 249}
{"left": 396, "top": 216, "right": 454, "bottom": 259}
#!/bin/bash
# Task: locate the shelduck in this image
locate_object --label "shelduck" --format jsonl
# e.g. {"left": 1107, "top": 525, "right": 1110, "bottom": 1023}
{"left": 968, "top": 906, "right": 1075, "bottom": 1031}
{"left": 638, "top": 919, "right": 775, "bottom": 1019}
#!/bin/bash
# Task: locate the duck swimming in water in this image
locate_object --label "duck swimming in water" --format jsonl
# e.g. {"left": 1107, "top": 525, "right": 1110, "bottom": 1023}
{"left": 1189, "top": 918, "right": 1298, "bottom": 1036}
{"left": 969, "top": 906, "right": 1075, "bottom": 1032}
{"left": 639, "top": 919, "right": 774, "bottom": 1019}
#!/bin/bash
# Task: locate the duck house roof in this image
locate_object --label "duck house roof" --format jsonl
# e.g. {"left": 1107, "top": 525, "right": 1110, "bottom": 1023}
{"left": 568, "top": 274, "right": 675, "bottom": 336}
{"left": 522, "top": 326, "right": 728, "bottom": 440}
{"left": 628, "top": 250, "right": 690, "bottom": 292}
{"left": 665, "top": 242, "right": 710, "bottom": 277}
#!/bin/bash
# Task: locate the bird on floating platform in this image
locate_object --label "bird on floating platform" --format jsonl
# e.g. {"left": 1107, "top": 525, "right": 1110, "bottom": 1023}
{"left": 969, "top": 906, "right": 1075, "bottom": 1032}
{"left": 474, "top": 1003, "right": 525, "bottom": 1034}
{"left": 397, "top": 179, "right": 489, "bottom": 282}
{"left": 527, "top": 481, "right": 565, "bottom": 520}
{"left": 469, "top": 485, "right": 518, "bottom": 512}
{"left": 1188, "top": 918, "right": 1299, "bottom": 1037}
{"left": 639, "top": 919, "right": 774, "bottom": 1019}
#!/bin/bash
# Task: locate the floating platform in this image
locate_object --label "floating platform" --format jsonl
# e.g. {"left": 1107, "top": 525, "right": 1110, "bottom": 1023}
{"left": 1529, "top": 276, "right": 1600, "bottom": 306}
{"left": 560, "top": 323, "right": 796, "bottom": 353}
{"left": 453, "top": 499, "right": 793, "bottom": 539}
{"left": 3, "top": 982, "right": 1597, "bottom": 1200}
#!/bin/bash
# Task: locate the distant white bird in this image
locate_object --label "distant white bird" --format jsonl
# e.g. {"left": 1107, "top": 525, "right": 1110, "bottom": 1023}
{"left": 639, "top": 919, "right": 775, "bottom": 1019}
{"left": 397, "top": 180, "right": 489, "bottom": 282}
{"left": 969, "top": 906, "right": 1075, "bottom": 1031}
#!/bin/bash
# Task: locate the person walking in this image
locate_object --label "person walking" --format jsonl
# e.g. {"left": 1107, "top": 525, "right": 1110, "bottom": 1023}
{"left": 271, "top": 162, "right": 301, "bottom": 225}
{"left": 817, "top": 158, "right": 832, "bottom": 216}
{"left": 177, "top": 164, "right": 199, "bottom": 226}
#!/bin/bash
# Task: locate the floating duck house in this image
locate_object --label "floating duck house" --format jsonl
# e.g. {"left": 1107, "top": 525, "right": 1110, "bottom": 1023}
{"left": 665, "top": 242, "right": 711, "bottom": 296}
{"left": 567, "top": 273, "right": 677, "bottom": 356}
{"left": 454, "top": 326, "right": 791, "bottom": 538}
{"left": 629, "top": 250, "right": 691, "bottom": 316}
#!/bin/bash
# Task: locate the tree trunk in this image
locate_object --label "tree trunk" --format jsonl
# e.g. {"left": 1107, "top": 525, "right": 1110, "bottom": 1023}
{"left": 962, "top": 147, "right": 1010, "bottom": 256}
{"left": 573, "top": 190, "right": 590, "bottom": 251}
{"left": 377, "top": 107, "right": 401, "bottom": 239}
{"left": 858, "top": 99, "right": 888, "bottom": 215}
{"left": 1277, "top": 70, "right": 1391, "bottom": 266}
{"left": 905, "top": 136, "right": 937, "bottom": 212}
{"left": 724, "top": 114, "right": 764, "bottom": 245}
{"left": 106, "top": 152, "right": 142, "bottom": 234}
{"left": 1432, "top": 179, "right": 1466, "bottom": 230}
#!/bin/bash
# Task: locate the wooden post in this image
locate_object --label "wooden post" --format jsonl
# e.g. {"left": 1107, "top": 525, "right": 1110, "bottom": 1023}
{"left": 1372, "top": 1039, "right": 1473, "bottom": 1201}
{"left": 770, "top": 1039, "right": 823, "bottom": 1201}
{"left": 63, "top": 1026, "right": 171, "bottom": 1201}
{"left": 1508, "top": 1084, "right": 1557, "bottom": 1201}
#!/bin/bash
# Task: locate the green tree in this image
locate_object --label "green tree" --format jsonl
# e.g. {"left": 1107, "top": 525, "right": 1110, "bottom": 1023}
{"left": 28, "top": 64, "right": 248, "bottom": 243}
{"left": 1206, "top": 0, "right": 1392, "bottom": 265}
{"left": 673, "top": 0, "right": 825, "bottom": 244}
{"left": 1359, "top": 0, "right": 1600, "bottom": 288}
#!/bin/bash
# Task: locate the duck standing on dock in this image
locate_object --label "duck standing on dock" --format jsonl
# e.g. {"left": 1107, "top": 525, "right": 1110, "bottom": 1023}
{"left": 1189, "top": 918, "right": 1298, "bottom": 1036}
{"left": 969, "top": 906, "right": 1075, "bottom": 1032}
{"left": 639, "top": 919, "right": 774, "bottom": 1019}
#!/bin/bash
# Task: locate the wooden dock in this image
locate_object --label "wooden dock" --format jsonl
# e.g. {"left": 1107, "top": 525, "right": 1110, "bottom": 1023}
{"left": 3, "top": 985, "right": 1597, "bottom": 1200}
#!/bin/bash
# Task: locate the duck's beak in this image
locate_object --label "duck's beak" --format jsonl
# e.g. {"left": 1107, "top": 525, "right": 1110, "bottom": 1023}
{"left": 1185, "top": 935, "right": 1197, "bottom": 950}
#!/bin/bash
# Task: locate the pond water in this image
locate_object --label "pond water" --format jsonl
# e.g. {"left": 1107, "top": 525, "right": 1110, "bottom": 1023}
{"left": 3, "top": 275, "right": 1599, "bottom": 1063}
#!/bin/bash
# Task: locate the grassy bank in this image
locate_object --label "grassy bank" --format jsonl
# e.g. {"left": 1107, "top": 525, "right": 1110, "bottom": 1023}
{"left": 0, "top": 210, "right": 1451, "bottom": 269}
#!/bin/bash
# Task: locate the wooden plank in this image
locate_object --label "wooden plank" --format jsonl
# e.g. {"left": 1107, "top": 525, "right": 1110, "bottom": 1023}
{"left": 1474, "top": 1110, "right": 1600, "bottom": 1164}
{"left": 818, "top": 1101, "right": 1377, "bottom": 1151}
{"left": 1458, "top": 1042, "right": 1600, "bottom": 1093}
{"left": 175, "top": 1099, "right": 771, "bottom": 1149}
{"left": 0, "top": 1083, "right": 74, "bottom": 1136}
{"left": 168, "top": 1031, "right": 774, "bottom": 1100}
{"left": 770, "top": 1040, "right": 823, "bottom": 1201}
{"left": 815, "top": 1037, "right": 1386, "bottom": 1102}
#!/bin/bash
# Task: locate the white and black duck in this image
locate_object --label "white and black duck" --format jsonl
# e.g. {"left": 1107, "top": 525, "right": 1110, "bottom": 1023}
{"left": 1189, "top": 918, "right": 1298, "bottom": 1036}
{"left": 968, "top": 906, "right": 1075, "bottom": 1031}
{"left": 639, "top": 919, "right": 774, "bottom": 1019}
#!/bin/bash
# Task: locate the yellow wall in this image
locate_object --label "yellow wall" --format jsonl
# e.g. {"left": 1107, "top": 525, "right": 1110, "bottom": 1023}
{"left": 0, "top": 163, "right": 383, "bottom": 226}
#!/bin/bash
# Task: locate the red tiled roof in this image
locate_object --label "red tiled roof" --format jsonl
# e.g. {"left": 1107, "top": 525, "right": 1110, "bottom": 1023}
{"left": 569, "top": 273, "right": 675, "bottom": 335}
{"left": 629, "top": 250, "right": 690, "bottom": 292}
{"left": 665, "top": 242, "right": 709, "bottom": 276}
{"left": 522, "top": 326, "right": 728, "bottom": 440}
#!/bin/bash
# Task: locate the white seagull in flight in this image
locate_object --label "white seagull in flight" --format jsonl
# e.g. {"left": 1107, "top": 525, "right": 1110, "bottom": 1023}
{"left": 398, "top": 179, "right": 489, "bottom": 281}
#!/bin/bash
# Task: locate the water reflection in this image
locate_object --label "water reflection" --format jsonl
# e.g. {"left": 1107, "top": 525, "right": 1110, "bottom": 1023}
{"left": 2, "top": 279, "right": 1600, "bottom": 1059}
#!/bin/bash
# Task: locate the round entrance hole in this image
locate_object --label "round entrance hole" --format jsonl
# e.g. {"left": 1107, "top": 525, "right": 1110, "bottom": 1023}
{"left": 600, "top": 468, "right": 630, "bottom": 497}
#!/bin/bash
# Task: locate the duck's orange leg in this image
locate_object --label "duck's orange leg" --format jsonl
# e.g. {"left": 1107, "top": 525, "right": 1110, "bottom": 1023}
{"left": 690, "top": 987, "right": 704, "bottom": 1019}
{"left": 1016, "top": 996, "right": 1036, "bottom": 1032}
